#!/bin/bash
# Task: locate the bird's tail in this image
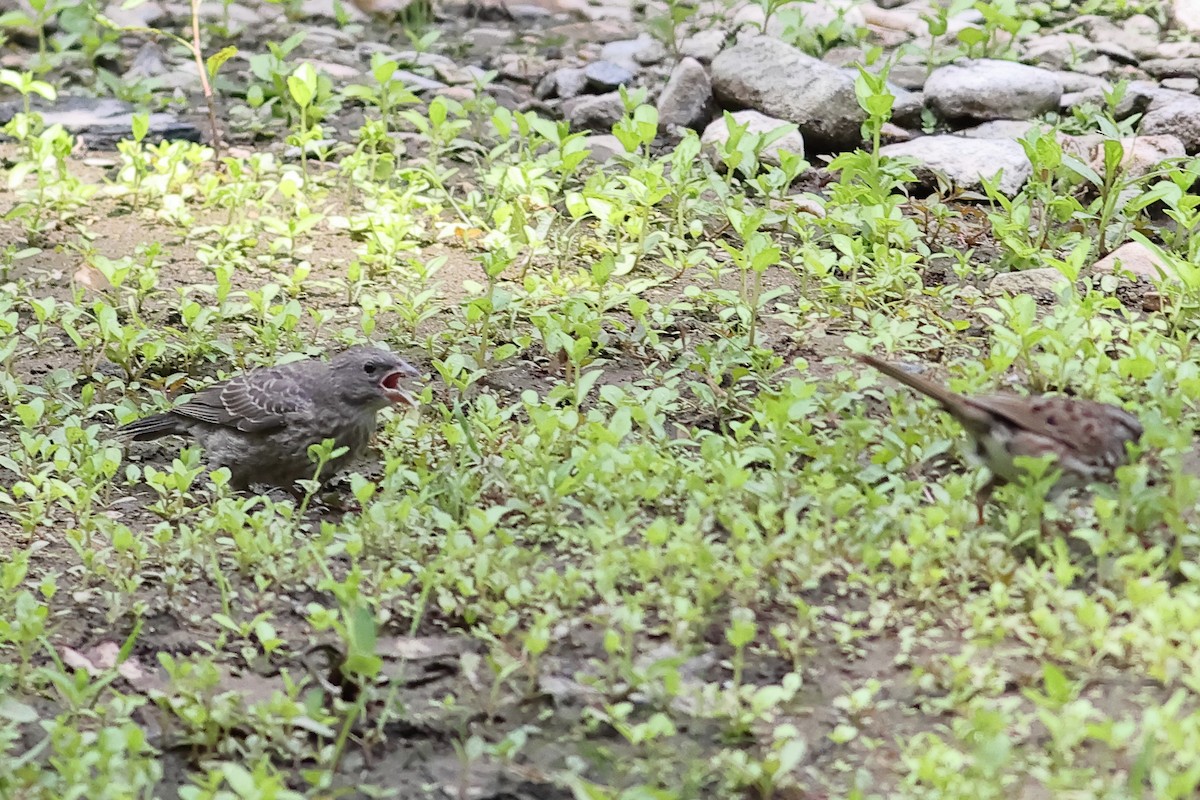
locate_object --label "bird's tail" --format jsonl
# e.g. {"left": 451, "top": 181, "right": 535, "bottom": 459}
{"left": 855, "top": 354, "right": 970, "bottom": 413}
{"left": 113, "top": 412, "right": 184, "bottom": 441}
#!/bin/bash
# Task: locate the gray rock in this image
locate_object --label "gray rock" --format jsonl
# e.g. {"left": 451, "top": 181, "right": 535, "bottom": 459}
{"left": 600, "top": 34, "right": 664, "bottom": 71}
{"left": 394, "top": 69, "right": 447, "bottom": 93}
{"left": 301, "top": 0, "right": 367, "bottom": 19}
{"left": 886, "top": 63, "right": 929, "bottom": 91}
{"left": 487, "top": 83, "right": 528, "bottom": 111}
{"left": 1061, "top": 89, "right": 1106, "bottom": 112}
{"left": 359, "top": 48, "right": 477, "bottom": 85}
{"left": 0, "top": 96, "right": 203, "bottom": 148}
{"left": 1140, "top": 96, "right": 1200, "bottom": 152}
{"left": 507, "top": 3, "right": 554, "bottom": 21}
{"left": 545, "top": 18, "right": 639, "bottom": 45}
{"left": 710, "top": 35, "right": 865, "bottom": 151}
{"left": 1094, "top": 41, "right": 1138, "bottom": 65}
{"left": 432, "top": 86, "right": 474, "bottom": 104}
{"left": 1165, "top": 77, "right": 1200, "bottom": 93}
{"left": 163, "top": 1, "right": 262, "bottom": 25}
{"left": 308, "top": 60, "right": 364, "bottom": 83}
{"left": 1073, "top": 14, "right": 1158, "bottom": 59}
{"left": 1067, "top": 55, "right": 1113, "bottom": 77}
{"left": 657, "top": 57, "right": 714, "bottom": 130}
{"left": 860, "top": 1, "right": 937, "bottom": 37}
{"left": 1155, "top": 41, "right": 1200, "bottom": 59}
{"left": 151, "top": 67, "right": 200, "bottom": 92}
{"left": 823, "top": 46, "right": 865, "bottom": 68}
{"left": 925, "top": 59, "right": 1063, "bottom": 122}
{"left": 1174, "top": 0, "right": 1200, "bottom": 34}
{"left": 535, "top": 67, "right": 588, "bottom": 100}
{"left": 303, "top": 26, "right": 359, "bottom": 49}
{"left": 1125, "top": 80, "right": 1197, "bottom": 113}
{"left": 1107, "top": 80, "right": 1193, "bottom": 119}
{"left": 680, "top": 29, "right": 727, "bottom": 63}
{"left": 880, "top": 135, "right": 1031, "bottom": 195}
{"left": 988, "top": 268, "right": 1071, "bottom": 299}
{"left": 892, "top": 88, "right": 925, "bottom": 128}
{"left": 701, "top": 109, "right": 805, "bottom": 167}
{"left": 1141, "top": 58, "right": 1200, "bottom": 79}
{"left": 563, "top": 92, "right": 626, "bottom": 130}
{"left": 466, "top": 26, "right": 515, "bottom": 51}
{"left": 124, "top": 42, "right": 169, "bottom": 80}
{"left": 1122, "top": 11, "right": 1161, "bottom": 36}
{"left": 103, "top": 0, "right": 166, "bottom": 27}
{"left": 584, "top": 60, "right": 635, "bottom": 91}
{"left": 1062, "top": 133, "right": 1185, "bottom": 178}
{"left": 1051, "top": 71, "right": 1110, "bottom": 93}
{"left": 584, "top": 133, "right": 626, "bottom": 162}
{"left": 495, "top": 53, "right": 550, "bottom": 84}
{"left": 1021, "top": 33, "right": 1094, "bottom": 71}
{"left": 1092, "top": 241, "right": 1172, "bottom": 282}
{"left": 957, "top": 119, "right": 1048, "bottom": 139}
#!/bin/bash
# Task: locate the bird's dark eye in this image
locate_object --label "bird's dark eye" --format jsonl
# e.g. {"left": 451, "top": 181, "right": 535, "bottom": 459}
{"left": 363, "top": 363, "right": 377, "bottom": 375}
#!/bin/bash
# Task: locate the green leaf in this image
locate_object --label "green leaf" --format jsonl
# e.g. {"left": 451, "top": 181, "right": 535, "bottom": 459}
{"left": 575, "top": 369, "right": 604, "bottom": 404}
{"left": 956, "top": 26, "right": 987, "bottom": 47}
{"left": 1059, "top": 154, "right": 1101, "bottom": 186}
{"left": 0, "top": 696, "right": 38, "bottom": 723}
{"left": 130, "top": 112, "right": 149, "bottom": 142}
{"left": 287, "top": 63, "right": 318, "bottom": 108}
{"left": 221, "top": 763, "right": 255, "bottom": 795}
{"left": 775, "top": 738, "right": 807, "bottom": 774}
{"left": 346, "top": 604, "right": 378, "bottom": 658}
{"left": 371, "top": 56, "right": 399, "bottom": 84}
{"left": 206, "top": 46, "right": 238, "bottom": 80}
{"left": 1042, "top": 663, "right": 1070, "bottom": 704}
{"left": 57, "top": 3, "right": 94, "bottom": 33}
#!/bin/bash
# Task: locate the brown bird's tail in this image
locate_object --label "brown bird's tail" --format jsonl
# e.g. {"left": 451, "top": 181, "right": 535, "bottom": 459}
{"left": 113, "top": 412, "right": 185, "bottom": 441}
{"left": 855, "top": 354, "right": 972, "bottom": 414}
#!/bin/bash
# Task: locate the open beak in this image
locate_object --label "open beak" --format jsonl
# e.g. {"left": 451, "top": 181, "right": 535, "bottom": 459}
{"left": 380, "top": 363, "right": 421, "bottom": 408}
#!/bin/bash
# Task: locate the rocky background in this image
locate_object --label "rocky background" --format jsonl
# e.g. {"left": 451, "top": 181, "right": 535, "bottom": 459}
{"left": 3, "top": 0, "right": 1197, "bottom": 295}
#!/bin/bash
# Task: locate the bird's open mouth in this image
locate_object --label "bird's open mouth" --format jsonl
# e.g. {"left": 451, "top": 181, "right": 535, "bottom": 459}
{"left": 380, "top": 369, "right": 419, "bottom": 407}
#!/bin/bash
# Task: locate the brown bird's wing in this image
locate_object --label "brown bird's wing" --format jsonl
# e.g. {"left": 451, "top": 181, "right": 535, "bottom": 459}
{"left": 969, "top": 393, "right": 1142, "bottom": 468}
{"left": 856, "top": 354, "right": 1143, "bottom": 466}
{"left": 172, "top": 366, "right": 315, "bottom": 433}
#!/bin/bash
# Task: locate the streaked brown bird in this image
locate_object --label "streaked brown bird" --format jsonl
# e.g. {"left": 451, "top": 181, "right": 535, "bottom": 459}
{"left": 856, "top": 353, "right": 1143, "bottom": 522}
{"left": 115, "top": 346, "right": 421, "bottom": 489}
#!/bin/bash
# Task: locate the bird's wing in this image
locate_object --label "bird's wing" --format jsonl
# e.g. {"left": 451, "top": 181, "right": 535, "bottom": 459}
{"left": 970, "top": 394, "right": 1140, "bottom": 463}
{"left": 172, "top": 367, "right": 315, "bottom": 433}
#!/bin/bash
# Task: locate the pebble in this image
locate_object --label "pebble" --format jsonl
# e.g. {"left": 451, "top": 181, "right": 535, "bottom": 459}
{"left": 583, "top": 60, "right": 635, "bottom": 91}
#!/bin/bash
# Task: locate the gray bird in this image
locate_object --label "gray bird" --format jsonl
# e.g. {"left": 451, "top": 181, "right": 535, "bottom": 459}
{"left": 115, "top": 346, "right": 421, "bottom": 489}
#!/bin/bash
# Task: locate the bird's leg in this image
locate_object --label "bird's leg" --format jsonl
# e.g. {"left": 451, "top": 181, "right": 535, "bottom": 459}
{"left": 974, "top": 474, "right": 998, "bottom": 526}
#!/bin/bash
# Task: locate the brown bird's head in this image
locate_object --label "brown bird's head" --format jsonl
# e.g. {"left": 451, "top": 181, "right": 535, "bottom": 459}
{"left": 330, "top": 346, "right": 421, "bottom": 410}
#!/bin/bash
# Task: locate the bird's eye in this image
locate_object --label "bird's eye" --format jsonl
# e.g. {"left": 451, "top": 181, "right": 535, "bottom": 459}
{"left": 363, "top": 363, "right": 377, "bottom": 375}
